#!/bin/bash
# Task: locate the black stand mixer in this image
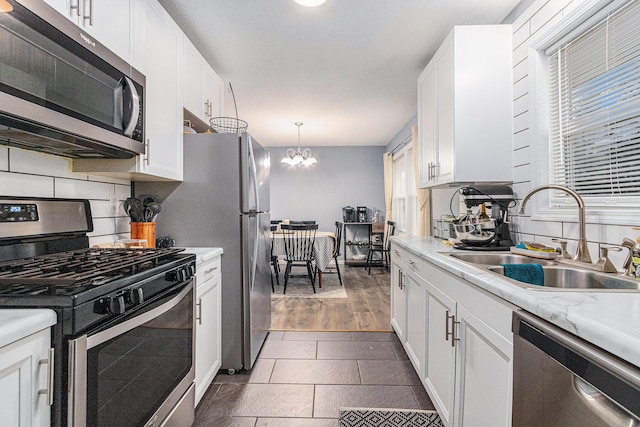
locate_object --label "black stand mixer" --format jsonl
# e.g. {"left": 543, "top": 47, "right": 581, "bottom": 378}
{"left": 453, "top": 184, "right": 515, "bottom": 251}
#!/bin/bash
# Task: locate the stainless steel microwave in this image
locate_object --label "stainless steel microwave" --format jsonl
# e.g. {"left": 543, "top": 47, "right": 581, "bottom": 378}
{"left": 0, "top": 0, "right": 145, "bottom": 159}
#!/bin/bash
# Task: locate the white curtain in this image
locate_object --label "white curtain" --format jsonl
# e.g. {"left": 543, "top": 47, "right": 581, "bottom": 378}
{"left": 412, "top": 124, "right": 431, "bottom": 236}
{"left": 383, "top": 152, "right": 393, "bottom": 224}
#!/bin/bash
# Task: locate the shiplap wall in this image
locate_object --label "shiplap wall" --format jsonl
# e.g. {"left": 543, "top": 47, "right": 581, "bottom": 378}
{"left": 0, "top": 147, "right": 132, "bottom": 246}
{"left": 509, "top": 0, "right": 637, "bottom": 270}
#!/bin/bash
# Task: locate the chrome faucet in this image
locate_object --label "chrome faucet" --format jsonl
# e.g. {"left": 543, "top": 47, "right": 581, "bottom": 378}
{"left": 621, "top": 238, "right": 639, "bottom": 277}
{"left": 518, "top": 185, "right": 592, "bottom": 264}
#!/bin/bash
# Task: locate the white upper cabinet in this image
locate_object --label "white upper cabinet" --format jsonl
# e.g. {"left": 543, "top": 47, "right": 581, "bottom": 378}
{"left": 184, "top": 37, "right": 224, "bottom": 126}
{"left": 418, "top": 25, "right": 513, "bottom": 188}
{"left": 42, "top": 0, "right": 133, "bottom": 62}
{"left": 134, "top": 0, "right": 183, "bottom": 180}
{"left": 74, "top": 0, "right": 184, "bottom": 181}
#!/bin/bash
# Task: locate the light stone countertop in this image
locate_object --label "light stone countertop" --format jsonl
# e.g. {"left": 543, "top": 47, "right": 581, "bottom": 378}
{"left": 179, "top": 247, "right": 224, "bottom": 263}
{"left": 391, "top": 235, "right": 640, "bottom": 368}
{"left": 0, "top": 309, "right": 57, "bottom": 348}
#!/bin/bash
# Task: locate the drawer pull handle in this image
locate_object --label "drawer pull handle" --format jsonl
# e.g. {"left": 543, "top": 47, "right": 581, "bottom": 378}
{"left": 446, "top": 310, "right": 459, "bottom": 346}
{"left": 38, "top": 348, "right": 55, "bottom": 406}
{"left": 205, "top": 266, "right": 218, "bottom": 274}
{"left": 406, "top": 259, "right": 416, "bottom": 266}
{"left": 196, "top": 299, "right": 203, "bottom": 325}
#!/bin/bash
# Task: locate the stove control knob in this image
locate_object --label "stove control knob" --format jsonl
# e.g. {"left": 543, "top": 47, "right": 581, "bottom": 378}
{"left": 126, "top": 288, "right": 144, "bottom": 305}
{"left": 188, "top": 264, "right": 196, "bottom": 277}
{"left": 94, "top": 294, "right": 126, "bottom": 315}
{"left": 110, "top": 295, "right": 126, "bottom": 315}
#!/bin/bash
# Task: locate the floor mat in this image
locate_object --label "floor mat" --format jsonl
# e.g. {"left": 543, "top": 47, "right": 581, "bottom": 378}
{"left": 339, "top": 407, "right": 444, "bottom": 427}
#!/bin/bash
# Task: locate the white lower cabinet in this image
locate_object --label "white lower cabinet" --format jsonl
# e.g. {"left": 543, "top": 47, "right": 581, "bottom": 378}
{"left": 390, "top": 262, "right": 406, "bottom": 342}
{"left": 455, "top": 305, "right": 512, "bottom": 426}
{"left": 0, "top": 328, "right": 52, "bottom": 427}
{"left": 194, "top": 252, "right": 222, "bottom": 406}
{"left": 404, "top": 270, "right": 426, "bottom": 377}
{"left": 390, "top": 243, "right": 514, "bottom": 427}
{"left": 424, "top": 281, "right": 456, "bottom": 425}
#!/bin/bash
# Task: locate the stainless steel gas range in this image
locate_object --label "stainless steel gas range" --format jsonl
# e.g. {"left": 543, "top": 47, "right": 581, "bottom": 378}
{"left": 0, "top": 197, "right": 196, "bottom": 427}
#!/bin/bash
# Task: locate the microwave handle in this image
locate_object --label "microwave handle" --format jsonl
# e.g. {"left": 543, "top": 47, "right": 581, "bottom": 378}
{"left": 120, "top": 76, "right": 140, "bottom": 138}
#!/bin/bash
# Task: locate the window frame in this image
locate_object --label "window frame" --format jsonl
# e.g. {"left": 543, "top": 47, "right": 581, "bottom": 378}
{"left": 527, "top": 0, "right": 640, "bottom": 224}
{"left": 392, "top": 144, "right": 418, "bottom": 235}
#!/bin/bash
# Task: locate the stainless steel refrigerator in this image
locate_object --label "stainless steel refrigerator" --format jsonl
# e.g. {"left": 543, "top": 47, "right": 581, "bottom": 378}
{"left": 135, "top": 132, "right": 271, "bottom": 372}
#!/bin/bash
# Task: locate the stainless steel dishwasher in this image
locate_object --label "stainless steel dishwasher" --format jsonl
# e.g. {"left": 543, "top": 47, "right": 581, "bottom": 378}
{"left": 512, "top": 311, "right": 640, "bottom": 426}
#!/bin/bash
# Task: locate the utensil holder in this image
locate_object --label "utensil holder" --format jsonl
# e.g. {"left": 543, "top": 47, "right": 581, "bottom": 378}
{"left": 130, "top": 222, "right": 156, "bottom": 248}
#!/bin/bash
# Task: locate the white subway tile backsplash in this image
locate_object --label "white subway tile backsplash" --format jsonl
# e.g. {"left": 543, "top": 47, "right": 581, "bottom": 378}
{"left": 513, "top": 112, "right": 529, "bottom": 133}
{"left": 89, "top": 217, "right": 117, "bottom": 237}
{"left": 87, "top": 174, "right": 131, "bottom": 186}
{"left": 0, "top": 171, "right": 53, "bottom": 197}
{"left": 513, "top": 146, "right": 530, "bottom": 167}
{"left": 116, "top": 217, "right": 132, "bottom": 235}
{"left": 511, "top": 0, "right": 545, "bottom": 32}
{"left": 513, "top": 163, "right": 531, "bottom": 184}
{"left": 513, "top": 128, "right": 531, "bottom": 150}
{"left": 513, "top": 43, "right": 529, "bottom": 66}
{"left": 531, "top": 0, "right": 572, "bottom": 34}
{"left": 55, "top": 178, "right": 115, "bottom": 200}
{"left": 513, "top": 58, "right": 529, "bottom": 84}
{"left": 513, "top": 20, "right": 531, "bottom": 50}
{"left": 513, "top": 76, "right": 529, "bottom": 100}
{"left": 513, "top": 93, "right": 529, "bottom": 117}
{"left": 9, "top": 148, "right": 84, "bottom": 179}
{"left": 512, "top": 214, "right": 564, "bottom": 238}
{"left": 0, "top": 148, "right": 132, "bottom": 243}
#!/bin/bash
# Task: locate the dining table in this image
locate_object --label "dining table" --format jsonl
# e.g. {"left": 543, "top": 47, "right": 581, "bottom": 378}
{"left": 271, "top": 230, "right": 337, "bottom": 287}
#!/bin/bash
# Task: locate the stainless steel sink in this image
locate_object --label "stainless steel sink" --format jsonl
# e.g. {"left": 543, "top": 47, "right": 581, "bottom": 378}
{"left": 441, "top": 251, "right": 640, "bottom": 292}
{"left": 445, "top": 252, "right": 558, "bottom": 266}
{"left": 488, "top": 265, "right": 640, "bottom": 291}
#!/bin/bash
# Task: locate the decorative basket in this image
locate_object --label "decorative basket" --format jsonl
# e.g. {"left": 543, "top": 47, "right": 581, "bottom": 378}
{"left": 209, "top": 116, "right": 248, "bottom": 134}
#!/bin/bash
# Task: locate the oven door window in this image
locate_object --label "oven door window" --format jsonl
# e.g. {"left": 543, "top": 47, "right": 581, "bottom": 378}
{"left": 73, "top": 284, "right": 193, "bottom": 427}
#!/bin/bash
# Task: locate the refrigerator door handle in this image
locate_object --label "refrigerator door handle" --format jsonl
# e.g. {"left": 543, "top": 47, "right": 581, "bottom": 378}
{"left": 248, "top": 135, "right": 260, "bottom": 213}
{"left": 251, "top": 217, "right": 259, "bottom": 290}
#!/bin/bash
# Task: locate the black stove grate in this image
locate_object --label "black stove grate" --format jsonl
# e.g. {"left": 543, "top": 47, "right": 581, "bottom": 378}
{"left": 0, "top": 247, "right": 186, "bottom": 296}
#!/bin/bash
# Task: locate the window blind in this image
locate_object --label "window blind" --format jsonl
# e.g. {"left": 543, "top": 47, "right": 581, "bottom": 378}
{"left": 548, "top": 0, "right": 640, "bottom": 204}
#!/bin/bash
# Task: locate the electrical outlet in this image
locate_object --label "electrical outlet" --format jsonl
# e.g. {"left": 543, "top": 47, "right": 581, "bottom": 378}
{"left": 109, "top": 194, "right": 119, "bottom": 215}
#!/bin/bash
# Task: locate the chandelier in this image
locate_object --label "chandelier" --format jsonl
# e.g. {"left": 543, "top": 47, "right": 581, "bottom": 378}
{"left": 281, "top": 122, "right": 317, "bottom": 167}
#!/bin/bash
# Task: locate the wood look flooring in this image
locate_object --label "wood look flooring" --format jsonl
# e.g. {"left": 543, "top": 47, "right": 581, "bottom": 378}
{"left": 270, "top": 263, "right": 391, "bottom": 331}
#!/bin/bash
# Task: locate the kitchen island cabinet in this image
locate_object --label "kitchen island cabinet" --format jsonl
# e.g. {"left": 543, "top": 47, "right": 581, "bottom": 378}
{"left": 417, "top": 25, "right": 513, "bottom": 188}
{"left": 0, "top": 309, "right": 57, "bottom": 427}
{"left": 182, "top": 247, "right": 223, "bottom": 407}
{"left": 390, "top": 243, "right": 514, "bottom": 426}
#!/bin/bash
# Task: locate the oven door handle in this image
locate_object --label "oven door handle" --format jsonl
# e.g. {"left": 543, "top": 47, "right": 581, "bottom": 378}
{"left": 68, "top": 281, "right": 193, "bottom": 427}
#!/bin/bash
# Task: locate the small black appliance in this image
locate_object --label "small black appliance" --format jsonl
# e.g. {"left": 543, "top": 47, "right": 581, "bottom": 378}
{"left": 357, "top": 206, "right": 368, "bottom": 222}
{"left": 342, "top": 206, "right": 356, "bottom": 222}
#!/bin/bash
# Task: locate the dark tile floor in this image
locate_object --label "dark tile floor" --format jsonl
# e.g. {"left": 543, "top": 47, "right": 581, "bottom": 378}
{"left": 194, "top": 331, "right": 435, "bottom": 426}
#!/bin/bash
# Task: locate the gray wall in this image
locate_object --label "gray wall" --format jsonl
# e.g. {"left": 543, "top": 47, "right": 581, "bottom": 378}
{"left": 268, "top": 146, "right": 386, "bottom": 232}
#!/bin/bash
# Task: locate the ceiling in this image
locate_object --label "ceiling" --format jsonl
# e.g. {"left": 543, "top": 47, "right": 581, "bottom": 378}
{"left": 159, "top": 0, "right": 523, "bottom": 148}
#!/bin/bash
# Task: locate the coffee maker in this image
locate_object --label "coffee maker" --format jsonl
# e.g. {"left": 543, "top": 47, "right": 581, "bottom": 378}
{"left": 455, "top": 184, "right": 515, "bottom": 251}
{"left": 342, "top": 206, "right": 356, "bottom": 223}
{"left": 357, "top": 206, "right": 368, "bottom": 223}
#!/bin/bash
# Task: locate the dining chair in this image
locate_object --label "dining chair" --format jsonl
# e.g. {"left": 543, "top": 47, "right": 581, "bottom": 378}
{"left": 365, "top": 221, "right": 396, "bottom": 275}
{"left": 327, "top": 221, "right": 344, "bottom": 286}
{"left": 289, "top": 220, "right": 316, "bottom": 225}
{"left": 270, "top": 224, "right": 280, "bottom": 292}
{"left": 281, "top": 223, "right": 318, "bottom": 294}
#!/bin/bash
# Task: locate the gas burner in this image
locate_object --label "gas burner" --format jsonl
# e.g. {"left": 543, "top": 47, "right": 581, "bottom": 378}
{"left": 0, "top": 247, "right": 186, "bottom": 296}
